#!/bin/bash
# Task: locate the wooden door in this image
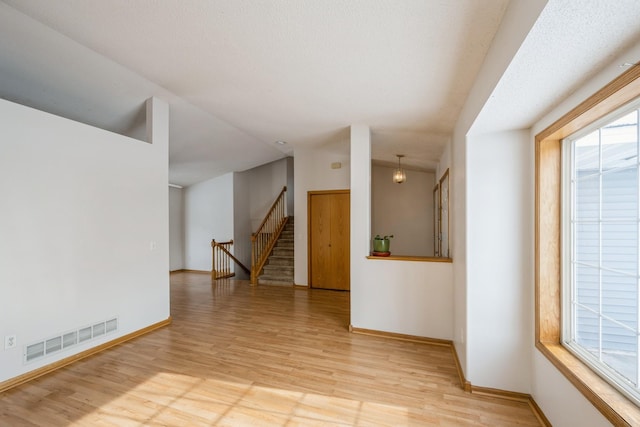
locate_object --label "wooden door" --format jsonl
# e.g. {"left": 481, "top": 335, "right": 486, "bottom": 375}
{"left": 308, "top": 190, "right": 350, "bottom": 290}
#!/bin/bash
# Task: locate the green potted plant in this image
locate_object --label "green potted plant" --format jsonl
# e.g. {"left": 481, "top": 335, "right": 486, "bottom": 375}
{"left": 372, "top": 234, "right": 393, "bottom": 253}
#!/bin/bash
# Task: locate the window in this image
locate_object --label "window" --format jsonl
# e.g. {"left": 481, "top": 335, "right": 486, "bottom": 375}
{"left": 563, "top": 102, "right": 640, "bottom": 404}
{"left": 535, "top": 65, "right": 640, "bottom": 426}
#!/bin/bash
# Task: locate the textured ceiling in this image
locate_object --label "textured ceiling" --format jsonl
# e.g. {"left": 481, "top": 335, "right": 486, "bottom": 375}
{"left": 0, "top": 0, "right": 509, "bottom": 184}
{"left": 472, "top": 0, "right": 640, "bottom": 134}
{"left": 5, "top": 1, "right": 639, "bottom": 186}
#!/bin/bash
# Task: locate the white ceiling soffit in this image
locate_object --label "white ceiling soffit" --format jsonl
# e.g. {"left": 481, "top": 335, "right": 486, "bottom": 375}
{"left": 1, "top": 0, "right": 509, "bottom": 182}
{"left": 471, "top": 0, "right": 640, "bottom": 135}
{"left": 0, "top": 2, "right": 286, "bottom": 187}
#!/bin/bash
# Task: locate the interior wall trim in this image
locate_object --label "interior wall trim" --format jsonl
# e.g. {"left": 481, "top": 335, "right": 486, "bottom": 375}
{"left": 171, "top": 269, "right": 210, "bottom": 274}
{"left": 350, "top": 326, "right": 451, "bottom": 346}
{"left": 0, "top": 317, "right": 172, "bottom": 394}
{"left": 365, "top": 255, "right": 453, "bottom": 263}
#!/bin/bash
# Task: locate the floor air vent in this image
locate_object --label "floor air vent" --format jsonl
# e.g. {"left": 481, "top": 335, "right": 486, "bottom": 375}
{"left": 24, "top": 317, "right": 118, "bottom": 364}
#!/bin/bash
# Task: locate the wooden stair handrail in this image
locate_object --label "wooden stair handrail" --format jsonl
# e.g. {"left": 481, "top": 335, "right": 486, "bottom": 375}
{"left": 213, "top": 240, "right": 250, "bottom": 275}
{"left": 211, "top": 239, "right": 249, "bottom": 280}
{"left": 251, "top": 217, "right": 288, "bottom": 284}
{"left": 254, "top": 186, "right": 287, "bottom": 234}
{"left": 251, "top": 186, "right": 288, "bottom": 285}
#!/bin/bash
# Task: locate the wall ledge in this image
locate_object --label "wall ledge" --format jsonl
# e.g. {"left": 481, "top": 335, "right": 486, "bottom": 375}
{"left": 366, "top": 255, "right": 452, "bottom": 263}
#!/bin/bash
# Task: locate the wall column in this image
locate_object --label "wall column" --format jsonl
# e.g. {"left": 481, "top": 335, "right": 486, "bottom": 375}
{"left": 350, "top": 125, "right": 372, "bottom": 327}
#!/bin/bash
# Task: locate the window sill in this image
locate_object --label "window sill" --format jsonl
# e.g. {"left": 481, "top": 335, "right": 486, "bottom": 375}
{"left": 537, "top": 341, "right": 640, "bottom": 426}
{"left": 366, "top": 255, "right": 452, "bottom": 263}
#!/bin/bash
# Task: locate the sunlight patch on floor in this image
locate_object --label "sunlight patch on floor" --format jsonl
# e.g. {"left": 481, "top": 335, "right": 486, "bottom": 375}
{"left": 75, "top": 371, "right": 412, "bottom": 426}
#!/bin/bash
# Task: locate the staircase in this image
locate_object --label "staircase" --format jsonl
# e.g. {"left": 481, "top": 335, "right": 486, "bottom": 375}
{"left": 258, "top": 217, "right": 294, "bottom": 286}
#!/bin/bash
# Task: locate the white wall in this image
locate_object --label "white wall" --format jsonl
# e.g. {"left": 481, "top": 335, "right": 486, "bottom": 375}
{"left": 246, "top": 158, "right": 289, "bottom": 230}
{"left": 532, "top": 352, "right": 609, "bottom": 427}
{"left": 352, "top": 258, "right": 453, "bottom": 338}
{"left": 451, "top": 0, "right": 548, "bottom": 385}
{"left": 0, "top": 97, "right": 169, "bottom": 382}
{"left": 350, "top": 125, "right": 453, "bottom": 340}
{"left": 233, "top": 171, "right": 252, "bottom": 279}
{"left": 450, "top": 130, "right": 468, "bottom": 367}
{"left": 183, "top": 173, "right": 234, "bottom": 271}
{"left": 231, "top": 157, "right": 291, "bottom": 279}
{"left": 286, "top": 156, "right": 294, "bottom": 216}
{"left": 371, "top": 165, "right": 435, "bottom": 256}
{"left": 293, "top": 145, "right": 350, "bottom": 285}
{"left": 169, "top": 187, "right": 184, "bottom": 271}
{"left": 466, "top": 130, "right": 533, "bottom": 392}
{"left": 436, "top": 138, "right": 451, "bottom": 181}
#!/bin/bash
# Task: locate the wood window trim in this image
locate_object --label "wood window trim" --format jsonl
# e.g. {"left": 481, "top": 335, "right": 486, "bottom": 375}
{"left": 438, "top": 169, "right": 450, "bottom": 258}
{"left": 433, "top": 182, "right": 440, "bottom": 256}
{"left": 535, "top": 65, "right": 640, "bottom": 427}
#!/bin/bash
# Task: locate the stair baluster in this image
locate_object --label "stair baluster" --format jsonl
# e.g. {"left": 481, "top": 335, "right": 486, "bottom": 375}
{"left": 256, "top": 218, "right": 294, "bottom": 285}
{"left": 251, "top": 186, "right": 288, "bottom": 285}
{"left": 211, "top": 239, "right": 250, "bottom": 280}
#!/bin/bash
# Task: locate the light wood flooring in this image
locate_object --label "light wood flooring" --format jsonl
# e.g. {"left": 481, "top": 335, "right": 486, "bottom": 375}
{"left": 0, "top": 272, "right": 542, "bottom": 426}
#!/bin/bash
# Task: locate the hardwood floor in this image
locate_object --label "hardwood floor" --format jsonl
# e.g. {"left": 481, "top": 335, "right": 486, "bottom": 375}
{"left": 0, "top": 272, "right": 542, "bottom": 426}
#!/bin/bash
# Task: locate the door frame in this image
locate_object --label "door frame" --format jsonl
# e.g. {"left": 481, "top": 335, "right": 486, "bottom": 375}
{"left": 307, "top": 189, "right": 350, "bottom": 289}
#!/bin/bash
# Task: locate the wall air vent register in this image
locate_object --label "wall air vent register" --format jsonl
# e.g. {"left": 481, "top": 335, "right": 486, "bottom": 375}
{"left": 24, "top": 317, "right": 118, "bottom": 363}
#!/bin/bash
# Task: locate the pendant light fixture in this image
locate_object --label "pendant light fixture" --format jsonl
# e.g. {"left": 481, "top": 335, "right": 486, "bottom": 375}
{"left": 393, "top": 154, "right": 407, "bottom": 184}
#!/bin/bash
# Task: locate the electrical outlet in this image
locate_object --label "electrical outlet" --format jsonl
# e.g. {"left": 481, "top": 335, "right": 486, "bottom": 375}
{"left": 4, "top": 335, "right": 16, "bottom": 350}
